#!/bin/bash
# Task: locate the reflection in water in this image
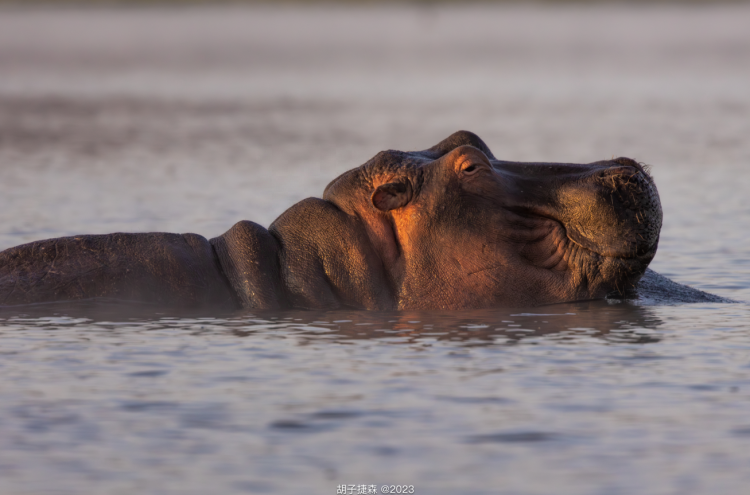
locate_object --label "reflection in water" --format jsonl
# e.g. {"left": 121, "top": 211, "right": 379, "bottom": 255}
{"left": 246, "top": 301, "right": 664, "bottom": 346}
{"left": 0, "top": 297, "right": 664, "bottom": 346}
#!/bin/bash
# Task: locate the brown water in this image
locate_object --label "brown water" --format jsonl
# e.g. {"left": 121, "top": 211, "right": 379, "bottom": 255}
{"left": 1, "top": 4, "right": 750, "bottom": 494}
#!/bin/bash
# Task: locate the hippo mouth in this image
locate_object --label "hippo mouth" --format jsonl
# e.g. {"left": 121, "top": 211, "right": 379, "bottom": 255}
{"left": 542, "top": 169, "right": 658, "bottom": 264}
{"left": 498, "top": 158, "right": 662, "bottom": 263}
{"left": 558, "top": 164, "right": 662, "bottom": 260}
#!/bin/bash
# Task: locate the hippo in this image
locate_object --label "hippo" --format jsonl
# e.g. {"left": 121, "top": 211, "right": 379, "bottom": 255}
{"left": 0, "top": 131, "right": 725, "bottom": 310}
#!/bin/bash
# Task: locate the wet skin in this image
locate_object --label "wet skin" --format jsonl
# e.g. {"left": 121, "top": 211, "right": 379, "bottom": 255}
{"left": 0, "top": 131, "right": 723, "bottom": 310}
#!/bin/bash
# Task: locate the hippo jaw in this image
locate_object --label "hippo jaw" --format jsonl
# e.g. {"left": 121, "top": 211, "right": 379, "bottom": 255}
{"left": 501, "top": 157, "right": 662, "bottom": 261}
{"left": 465, "top": 154, "right": 662, "bottom": 306}
{"left": 488, "top": 155, "right": 662, "bottom": 298}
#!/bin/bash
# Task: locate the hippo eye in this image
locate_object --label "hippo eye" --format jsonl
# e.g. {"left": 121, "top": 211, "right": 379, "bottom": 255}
{"left": 462, "top": 163, "right": 480, "bottom": 175}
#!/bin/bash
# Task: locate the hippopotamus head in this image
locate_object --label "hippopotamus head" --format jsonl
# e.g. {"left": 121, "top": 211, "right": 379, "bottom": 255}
{"left": 322, "top": 130, "right": 662, "bottom": 309}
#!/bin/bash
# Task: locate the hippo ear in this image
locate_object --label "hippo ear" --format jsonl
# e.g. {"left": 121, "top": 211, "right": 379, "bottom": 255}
{"left": 371, "top": 181, "right": 413, "bottom": 212}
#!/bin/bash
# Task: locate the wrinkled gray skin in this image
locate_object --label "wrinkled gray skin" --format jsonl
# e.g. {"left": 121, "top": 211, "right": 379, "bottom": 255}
{"left": 0, "top": 131, "right": 726, "bottom": 310}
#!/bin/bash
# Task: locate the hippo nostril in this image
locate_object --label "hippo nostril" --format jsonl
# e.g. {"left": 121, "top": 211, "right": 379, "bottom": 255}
{"left": 597, "top": 166, "right": 651, "bottom": 194}
{"left": 612, "top": 157, "right": 648, "bottom": 176}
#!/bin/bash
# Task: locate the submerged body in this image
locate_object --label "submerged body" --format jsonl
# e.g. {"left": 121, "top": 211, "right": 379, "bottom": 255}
{"left": 0, "top": 131, "right": 724, "bottom": 310}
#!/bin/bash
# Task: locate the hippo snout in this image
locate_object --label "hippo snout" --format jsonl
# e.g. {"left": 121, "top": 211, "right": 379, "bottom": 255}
{"left": 560, "top": 160, "right": 662, "bottom": 259}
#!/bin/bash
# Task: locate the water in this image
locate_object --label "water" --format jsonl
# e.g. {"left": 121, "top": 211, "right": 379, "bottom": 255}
{"left": 1, "top": 4, "right": 750, "bottom": 494}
